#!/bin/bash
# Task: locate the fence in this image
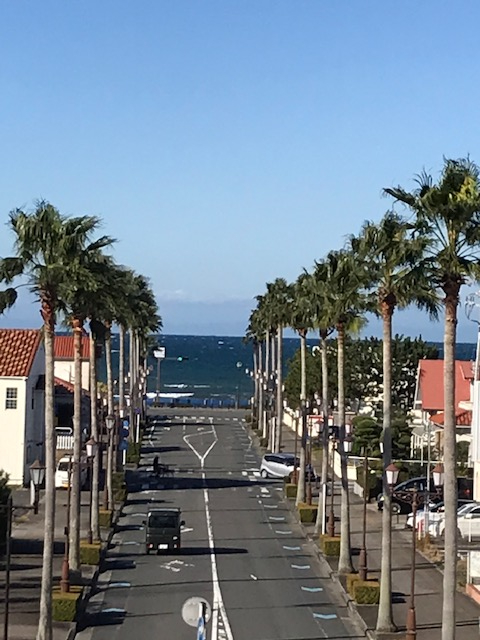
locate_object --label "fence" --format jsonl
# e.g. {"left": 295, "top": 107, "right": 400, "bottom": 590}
{"left": 56, "top": 435, "right": 74, "bottom": 451}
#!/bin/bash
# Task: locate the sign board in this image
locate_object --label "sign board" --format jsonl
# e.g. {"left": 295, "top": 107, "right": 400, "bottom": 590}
{"left": 154, "top": 347, "right": 166, "bottom": 359}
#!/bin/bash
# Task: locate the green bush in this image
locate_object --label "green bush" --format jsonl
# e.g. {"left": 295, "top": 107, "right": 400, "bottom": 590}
{"left": 52, "top": 586, "right": 82, "bottom": 621}
{"left": 297, "top": 503, "right": 318, "bottom": 523}
{"left": 352, "top": 580, "right": 380, "bottom": 605}
{"left": 126, "top": 442, "right": 140, "bottom": 464}
{"left": 99, "top": 509, "right": 112, "bottom": 528}
{"left": 80, "top": 541, "right": 101, "bottom": 565}
{"left": 284, "top": 483, "right": 297, "bottom": 499}
{"left": 320, "top": 534, "right": 340, "bottom": 556}
{"left": 346, "top": 572, "right": 361, "bottom": 596}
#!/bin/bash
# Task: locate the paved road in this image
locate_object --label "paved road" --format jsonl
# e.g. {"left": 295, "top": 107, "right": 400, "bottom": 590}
{"left": 76, "top": 409, "right": 365, "bottom": 640}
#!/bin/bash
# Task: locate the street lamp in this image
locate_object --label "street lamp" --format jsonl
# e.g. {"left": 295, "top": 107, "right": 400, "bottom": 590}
{"left": 85, "top": 437, "right": 98, "bottom": 544}
{"left": 104, "top": 415, "right": 115, "bottom": 510}
{"left": 153, "top": 347, "right": 166, "bottom": 406}
{"left": 29, "top": 459, "right": 45, "bottom": 515}
{"left": 358, "top": 447, "right": 374, "bottom": 582}
{"left": 61, "top": 455, "right": 73, "bottom": 593}
{"left": 389, "top": 463, "right": 444, "bottom": 640}
{"left": 327, "top": 433, "right": 337, "bottom": 537}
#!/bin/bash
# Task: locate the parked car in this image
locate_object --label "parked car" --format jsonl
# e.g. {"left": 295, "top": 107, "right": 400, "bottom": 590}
{"left": 406, "top": 499, "right": 475, "bottom": 530}
{"left": 55, "top": 455, "right": 88, "bottom": 489}
{"left": 377, "top": 477, "right": 439, "bottom": 515}
{"left": 431, "top": 502, "right": 480, "bottom": 539}
{"left": 260, "top": 453, "right": 316, "bottom": 480}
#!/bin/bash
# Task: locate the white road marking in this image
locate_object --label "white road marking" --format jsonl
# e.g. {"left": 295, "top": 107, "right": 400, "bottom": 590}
{"left": 264, "top": 505, "right": 278, "bottom": 509}
{"left": 269, "top": 516, "right": 285, "bottom": 521}
{"left": 276, "top": 530, "right": 293, "bottom": 535}
{"left": 283, "top": 545, "right": 301, "bottom": 551}
{"left": 122, "top": 541, "right": 140, "bottom": 546}
{"left": 250, "top": 574, "right": 258, "bottom": 580}
{"left": 107, "top": 582, "right": 131, "bottom": 588}
{"left": 102, "top": 607, "right": 126, "bottom": 614}
{"left": 302, "top": 586, "right": 323, "bottom": 592}
{"left": 313, "top": 613, "right": 337, "bottom": 620}
{"left": 291, "top": 564, "right": 310, "bottom": 570}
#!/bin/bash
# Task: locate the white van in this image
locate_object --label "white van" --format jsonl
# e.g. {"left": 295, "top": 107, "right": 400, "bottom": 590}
{"left": 55, "top": 455, "right": 88, "bottom": 489}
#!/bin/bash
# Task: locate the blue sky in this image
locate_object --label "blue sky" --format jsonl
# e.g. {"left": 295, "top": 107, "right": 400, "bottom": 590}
{"left": 1, "top": 1, "right": 480, "bottom": 341}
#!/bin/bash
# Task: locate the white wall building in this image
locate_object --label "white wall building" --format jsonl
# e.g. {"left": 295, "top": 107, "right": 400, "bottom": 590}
{"left": 0, "top": 329, "right": 45, "bottom": 485}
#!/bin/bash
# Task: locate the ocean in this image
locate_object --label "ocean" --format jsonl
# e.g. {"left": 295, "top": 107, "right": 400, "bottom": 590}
{"left": 100, "top": 334, "right": 478, "bottom": 409}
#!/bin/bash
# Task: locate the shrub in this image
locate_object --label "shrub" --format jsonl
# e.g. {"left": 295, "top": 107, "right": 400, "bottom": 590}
{"left": 346, "top": 572, "right": 361, "bottom": 596}
{"left": 297, "top": 503, "right": 318, "bottom": 523}
{"left": 284, "top": 483, "right": 297, "bottom": 499}
{"left": 99, "top": 509, "right": 112, "bottom": 528}
{"left": 80, "top": 541, "right": 101, "bottom": 565}
{"left": 52, "top": 586, "right": 82, "bottom": 621}
{"left": 126, "top": 442, "right": 140, "bottom": 464}
{"left": 352, "top": 580, "right": 380, "bottom": 605}
{"left": 319, "top": 534, "right": 340, "bottom": 556}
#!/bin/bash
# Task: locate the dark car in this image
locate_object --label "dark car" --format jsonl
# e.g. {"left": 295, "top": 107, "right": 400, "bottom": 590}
{"left": 377, "top": 477, "right": 441, "bottom": 515}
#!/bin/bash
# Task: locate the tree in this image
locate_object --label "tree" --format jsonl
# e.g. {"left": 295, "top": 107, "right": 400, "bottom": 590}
{"left": 320, "top": 249, "right": 368, "bottom": 574}
{"left": 62, "top": 236, "right": 114, "bottom": 572}
{"left": 0, "top": 201, "right": 106, "bottom": 640}
{"left": 385, "top": 157, "right": 480, "bottom": 640}
{"left": 352, "top": 211, "right": 439, "bottom": 632}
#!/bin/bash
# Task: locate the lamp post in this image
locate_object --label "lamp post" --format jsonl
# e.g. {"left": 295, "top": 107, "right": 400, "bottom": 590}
{"left": 153, "top": 347, "right": 166, "bottom": 406}
{"left": 292, "top": 409, "right": 300, "bottom": 484}
{"left": 388, "top": 462, "right": 444, "bottom": 640}
{"left": 104, "top": 415, "right": 115, "bottom": 511}
{"left": 61, "top": 455, "right": 73, "bottom": 593}
{"left": 358, "top": 448, "right": 370, "bottom": 582}
{"left": 85, "top": 437, "right": 98, "bottom": 544}
{"left": 29, "top": 459, "right": 46, "bottom": 515}
{"left": 327, "top": 433, "right": 337, "bottom": 537}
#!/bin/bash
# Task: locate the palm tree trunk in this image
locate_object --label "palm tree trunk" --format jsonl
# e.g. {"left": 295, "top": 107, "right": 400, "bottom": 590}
{"left": 252, "top": 341, "right": 258, "bottom": 425}
{"left": 442, "top": 293, "right": 458, "bottom": 640}
{"left": 376, "top": 303, "right": 396, "bottom": 631}
{"left": 128, "top": 329, "right": 135, "bottom": 442}
{"left": 119, "top": 324, "right": 125, "bottom": 419}
{"left": 69, "top": 320, "right": 83, "bottom": 572}
{"left": 89, "top": 333, "right": 100, "bottom": 541}
{"left": 275, "top": 325, "right": 283, "bottom": 453}
{"left": 315, "top": 330, "right": 329, "bottom": 534}
{"left": 265, "top": 331, "right": 270, "bottom": 445}
{"left": 296, "top": 330, "right": 307, "bottom": 506}
{"left": 105, "top": 327, "right": 114, "bottom": 511}
{"left": 337, "top": 323, "right": 353, "bottom": 574}
{"left": 37, "top": 309, "right": 56, "bottom": 640}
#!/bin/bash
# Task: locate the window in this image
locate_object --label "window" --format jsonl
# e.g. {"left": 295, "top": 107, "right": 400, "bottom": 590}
{"left": 5, "top": 388, "right": 17, "bottom": 410}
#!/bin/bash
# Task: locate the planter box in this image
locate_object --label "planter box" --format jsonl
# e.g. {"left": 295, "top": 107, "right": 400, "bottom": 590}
{"left": 353, "top": 580, "right": 380, "bottom": 605}
{"left": 52, "top": 585, "right": 83, "bottom": 622}
{"left": 319, "top": 534, "right": 340, "bottom": 556}
{"left": 99, "top": 509, "right": 112, "bottom": 528}
{"left": 284, "top": 483, "right": 297, "bottom": 499}
{"left": 297, "top": 503, "right": 318, "bottom": 523}
{"left": 79, "top": 541, "right": 101, "bottom": 565}
{"left": 346, "top": 572, "right": 361, "bottom": 596}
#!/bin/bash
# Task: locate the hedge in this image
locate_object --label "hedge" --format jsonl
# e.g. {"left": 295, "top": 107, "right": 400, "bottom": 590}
{"left": 80, "top": 541, "right": 101, "bottom": 565}
{"left": 346, "top": 572, "right": 361, "bottom": 596}
{"left": 126, "top": 442, "right": 140, "bottom": 465}
{"left": 297, "top": 503, "right": 318, "bottom": 523}
{"left": 352, "top": 580, "right": 380, "bottom": 605}
{"left": 284, "top": 483, "right": 297, "bottom": 499}
{"left": 319, "top": 534, "right": 340, "bottom": 556}
{"left": 99, "top": 509, "right": 112, "bottom": 528}
{"left": 52, "top": 585, "right": 83, "bottom": 621}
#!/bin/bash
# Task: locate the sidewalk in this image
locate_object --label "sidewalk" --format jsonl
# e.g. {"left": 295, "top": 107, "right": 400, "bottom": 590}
{"left": 280, "top": 427, "right": 480, "bottom": 639}
{"left": 0, "top": 487, "right": 98, "bottom": 640}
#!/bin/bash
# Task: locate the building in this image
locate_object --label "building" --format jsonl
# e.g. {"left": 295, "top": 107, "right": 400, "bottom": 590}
{"left": 410, "top": 358, "right": 473, "bottom": 458}
{"left": 54, "top": 334, "right": 91, "bottom": 391}
{"left": 0, "top": 329, "right": 45, "bottom": 485}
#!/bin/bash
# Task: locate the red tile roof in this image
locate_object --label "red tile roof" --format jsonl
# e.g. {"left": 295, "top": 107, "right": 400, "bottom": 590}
{"left": 0, "top": 329, "right": 42, "bottom": 377}
{"left": 418, "top": 359, "right": 472, "bottom": 412}
{"left": 430, "top": 409, "right": 472, "bottom": 427}
{"left": 54, "top": 335, "right": 90, "bottom": 360}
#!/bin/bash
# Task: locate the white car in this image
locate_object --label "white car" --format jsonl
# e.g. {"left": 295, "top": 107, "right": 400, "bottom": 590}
{"left": 431, "top": 502, "right": 480, "bottom": 538}
{"left": 55, "top": 455, "right": 88, "bottom": 489}
{"left": 260, "top": 453, "right": 297, "bottom": 479}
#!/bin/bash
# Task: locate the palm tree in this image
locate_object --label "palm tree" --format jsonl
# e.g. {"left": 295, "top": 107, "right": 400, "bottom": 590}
{"left": 62, "top": 238, "right": 114, "bottom": 573}
{"left": 352, "top": 212, "right": 439, "bottom": 632}
{"left": 307, "top": 261, "right": 335, "bottom": 536}
{"left": 384, "top": 158, "right": 480, "bottom": 640}
{"left": 290, "top": 274, "right": 315, "bottom": 506}
{"left": 322, "top": 249, "right": 367, "bottom": 575}
{"left": 0, "top": 201, "right": 107, "bottom": 640}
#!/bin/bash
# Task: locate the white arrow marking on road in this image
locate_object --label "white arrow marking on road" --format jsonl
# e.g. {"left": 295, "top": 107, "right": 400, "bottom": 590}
{"left": 301, "top": 586, "right": 323, "bottom": 592}
{"left": 291, "top": 564, "right": 310, "bottom": 570}
{"left": 313, "top": 613, "right": 337, "bottom": 619}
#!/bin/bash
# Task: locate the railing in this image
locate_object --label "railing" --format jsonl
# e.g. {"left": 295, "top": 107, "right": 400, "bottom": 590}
{"left": 56, "top": 435, "right": 74, "bottom": 450}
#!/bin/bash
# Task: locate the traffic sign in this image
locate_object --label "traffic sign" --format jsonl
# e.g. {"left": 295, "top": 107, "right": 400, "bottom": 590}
{"left": 181, "top": 597, "right": 211, "bottom": 628}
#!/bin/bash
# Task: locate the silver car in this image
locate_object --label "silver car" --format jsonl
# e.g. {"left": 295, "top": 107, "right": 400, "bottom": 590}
{"left": 260, "top": 453, "right": 297, "bottom": 479}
